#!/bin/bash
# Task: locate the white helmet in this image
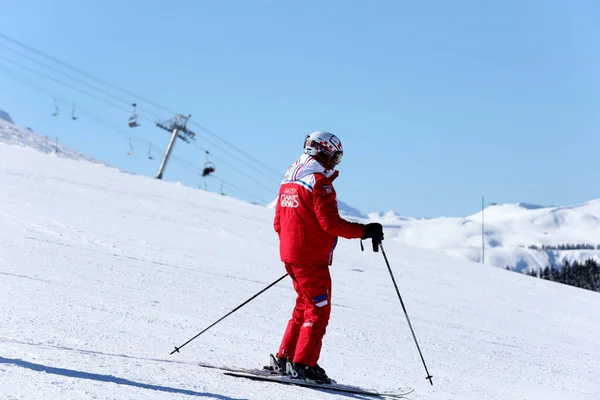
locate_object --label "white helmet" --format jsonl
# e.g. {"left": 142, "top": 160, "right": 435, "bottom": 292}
{"left": 303, "top": 131, "right": 344, "bottom": 169}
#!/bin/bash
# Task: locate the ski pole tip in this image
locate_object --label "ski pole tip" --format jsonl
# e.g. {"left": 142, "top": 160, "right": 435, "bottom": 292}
{"left": 426, "top": 375, "right": 433, "bottom": 385}
{"left": 170, "top": 346, "right": 180, "bottom": 355}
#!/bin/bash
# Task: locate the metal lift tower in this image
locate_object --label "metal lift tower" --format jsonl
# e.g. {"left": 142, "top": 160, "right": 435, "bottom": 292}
{"left": 155, "top": 114, "right": 196, "bottom": 180}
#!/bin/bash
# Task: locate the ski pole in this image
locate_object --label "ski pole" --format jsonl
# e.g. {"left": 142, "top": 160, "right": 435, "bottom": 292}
{"left": 171, "top": 273, "right": 289, "bottom": 355}
{"left": 379, "top": 242, "right": 434, "bottom": 385}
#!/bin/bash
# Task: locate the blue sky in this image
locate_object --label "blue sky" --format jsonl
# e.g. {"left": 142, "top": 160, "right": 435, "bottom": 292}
{"left": 1, "top": 0, "right": 599, "bottom": 217}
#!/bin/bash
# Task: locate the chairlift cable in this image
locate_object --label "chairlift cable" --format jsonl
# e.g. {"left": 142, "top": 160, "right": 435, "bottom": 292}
{"left": 0, "top": 33, "right": 281, "bottom": 180}
{"left": 191, "top": 141, "right": 276, "bottom": 194}
{"left": 0, "top": 32, "right": 178, "bottom": 116}
{"left": 0, "top": 49, "right": 277, "bottom": 203}
{"left": 5, "top": 64, "right": 262, "bottom": 203}
{"left": 190, "top": 120, "right": 282, "bottom": 180}
{"left": 0, "top": 56, "right": 151, "bottom": 120}
{"left": 0, "top": 42, "right": 165, "bottom": 121}
{"left": 2, "top": 55, "right": 279, "bottom": 187}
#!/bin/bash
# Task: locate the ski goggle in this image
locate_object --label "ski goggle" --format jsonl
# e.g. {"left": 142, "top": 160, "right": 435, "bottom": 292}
{"left": 331, "top": 150, "right": 343, "bottom": 166}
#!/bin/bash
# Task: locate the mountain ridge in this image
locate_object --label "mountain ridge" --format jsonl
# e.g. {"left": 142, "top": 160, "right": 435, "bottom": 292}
{"left": 0, "top": 117, "right": 105, "bottom": 165}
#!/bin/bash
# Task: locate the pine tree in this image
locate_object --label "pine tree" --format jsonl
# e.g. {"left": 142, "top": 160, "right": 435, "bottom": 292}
{"left": 542, "top": 266, "right": 550, "bottom": 280}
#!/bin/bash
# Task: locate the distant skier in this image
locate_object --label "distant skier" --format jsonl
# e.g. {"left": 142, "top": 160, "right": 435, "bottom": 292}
{"left": 271, "top": 131, "right": 384, "bottom": 383}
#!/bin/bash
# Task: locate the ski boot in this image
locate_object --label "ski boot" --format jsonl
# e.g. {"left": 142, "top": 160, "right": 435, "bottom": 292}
{"left": 287, "top": 361, "right": 332, "bottom": 384}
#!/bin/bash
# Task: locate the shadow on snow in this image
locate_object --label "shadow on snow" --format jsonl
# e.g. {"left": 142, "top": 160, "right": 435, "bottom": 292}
{"left": 1, "top": 341, "right": 379, "bottom": 400}
{"left": 0, "top": 356, "right": 245, "bottom": 400}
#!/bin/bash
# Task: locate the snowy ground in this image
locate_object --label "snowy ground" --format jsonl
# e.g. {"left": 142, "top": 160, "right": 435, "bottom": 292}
{"left": 1, "top": 142, "right": 600, "bottom": 400}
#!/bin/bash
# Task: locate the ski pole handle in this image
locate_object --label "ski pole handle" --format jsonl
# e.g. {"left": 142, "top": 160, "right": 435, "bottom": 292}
{"left": 360, "top": 238, "right": 383, "bottom": 252}
{"left": 372, "top": 237, "right": 382, "bottom": 252}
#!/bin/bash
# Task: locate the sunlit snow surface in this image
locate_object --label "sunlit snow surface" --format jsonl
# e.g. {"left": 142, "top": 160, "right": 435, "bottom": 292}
{"left": 1, "top": 142, "right": 600, "bottom": 400}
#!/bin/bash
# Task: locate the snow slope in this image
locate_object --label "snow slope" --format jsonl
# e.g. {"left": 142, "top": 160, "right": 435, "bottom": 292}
{"left": 1, "top": 142, "right": 600, "bottom": 400}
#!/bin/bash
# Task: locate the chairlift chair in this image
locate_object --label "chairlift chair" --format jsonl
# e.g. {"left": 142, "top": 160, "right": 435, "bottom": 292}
{"left": 202, "top": 162, "right": 216, "bottom": 177}
{"left": 202, "top": 151, "right": 216, "bottom": 177}
{"left": 71, "top": 103, "right": 78, "bottom": 121}
{"left": 52, "top": 99, "right": 59, "bottom": 117}
{"left": 127, "top": 138, "right": 134, "bottom": 155}
{"left": 128, "top": 103, "right": 140, "bottom": 128}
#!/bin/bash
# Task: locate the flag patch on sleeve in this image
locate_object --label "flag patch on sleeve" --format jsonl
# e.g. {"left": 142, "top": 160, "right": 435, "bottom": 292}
{"left": 314, "top": 293, "right": 328, "bottom": 307}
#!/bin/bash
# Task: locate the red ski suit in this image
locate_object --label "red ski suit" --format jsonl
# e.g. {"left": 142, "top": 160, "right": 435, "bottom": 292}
{"left": 274, "top": 155, "right": 365, "bottom": 366}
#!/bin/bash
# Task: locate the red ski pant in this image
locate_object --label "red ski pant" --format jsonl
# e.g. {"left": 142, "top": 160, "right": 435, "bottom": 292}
{"left": 277, "top": 262, "right": 331, "bottom": 366}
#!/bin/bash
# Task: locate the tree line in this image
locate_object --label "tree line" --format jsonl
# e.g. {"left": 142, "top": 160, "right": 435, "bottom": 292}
{"left": 527, "top": 244, "right": 600, "bottom": 251}
{"left": 525, "top": 259, "right": 600, "bottom": 293}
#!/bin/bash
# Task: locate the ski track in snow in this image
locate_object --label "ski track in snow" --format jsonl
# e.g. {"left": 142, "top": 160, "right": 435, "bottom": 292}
{"left": 1, "top": 142, "right": 600, "bottom": 400}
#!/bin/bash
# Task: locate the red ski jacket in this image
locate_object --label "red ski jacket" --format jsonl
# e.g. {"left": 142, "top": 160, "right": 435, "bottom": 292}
{"left": 274, "top": 155, "right": 366, "bottom": 265}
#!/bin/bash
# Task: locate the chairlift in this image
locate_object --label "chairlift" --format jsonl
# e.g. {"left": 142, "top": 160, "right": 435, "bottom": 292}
{"left": 52, "top": 99, "right": 59, "bottom": 116}
{"left": 202, "top": 150, "right": 216, "bottom": 177}
{"left": 148, "top": 143, "right": 154, "bottom": 160}
{"left": 128, "top": 103, "right": 140, "bottom": 128}
{"left": 71, "top": 103, "right": 78, "bottom": 121}
{"left": 127, "top": 138, "right": 134, "bottom": 155}
{"left": 202, "top": 162, "right": 216, "bottom": 177}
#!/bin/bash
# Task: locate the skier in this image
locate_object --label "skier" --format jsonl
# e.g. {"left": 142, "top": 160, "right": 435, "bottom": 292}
{"left": 270, "top": 131, "right": 384, "bottom": 384}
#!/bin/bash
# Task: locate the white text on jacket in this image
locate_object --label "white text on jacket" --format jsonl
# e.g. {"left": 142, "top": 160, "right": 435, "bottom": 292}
{"left": 280, "top": 188, "right": 299, "bottom": 208}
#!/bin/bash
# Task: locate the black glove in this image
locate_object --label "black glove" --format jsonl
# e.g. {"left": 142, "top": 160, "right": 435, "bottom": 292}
{"left": 362, "top": 223, "right": 384, "bottom": 240}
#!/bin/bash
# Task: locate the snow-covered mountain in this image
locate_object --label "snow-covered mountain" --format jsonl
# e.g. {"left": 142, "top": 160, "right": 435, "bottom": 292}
{"left": 272, "top": 188, "right": 600, "bottom": 272}
{"left": 0, "top": 107, "right": 15, "bottom": 124}
{"left": 350, "top": 201, "right": 600, "bottom": 273}
{"left": 2, "top": 127, "right": 599, "bottom": 400}
{"left": 0, "top": 117, "right": 103, "bottom": 164}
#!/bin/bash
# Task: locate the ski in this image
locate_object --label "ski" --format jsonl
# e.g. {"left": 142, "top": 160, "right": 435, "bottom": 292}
{"left": 224, "top": 370, "right": 414, "bottom": 398}
{"left": 196, "top": 362, "right": 414, "bottom": 398}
